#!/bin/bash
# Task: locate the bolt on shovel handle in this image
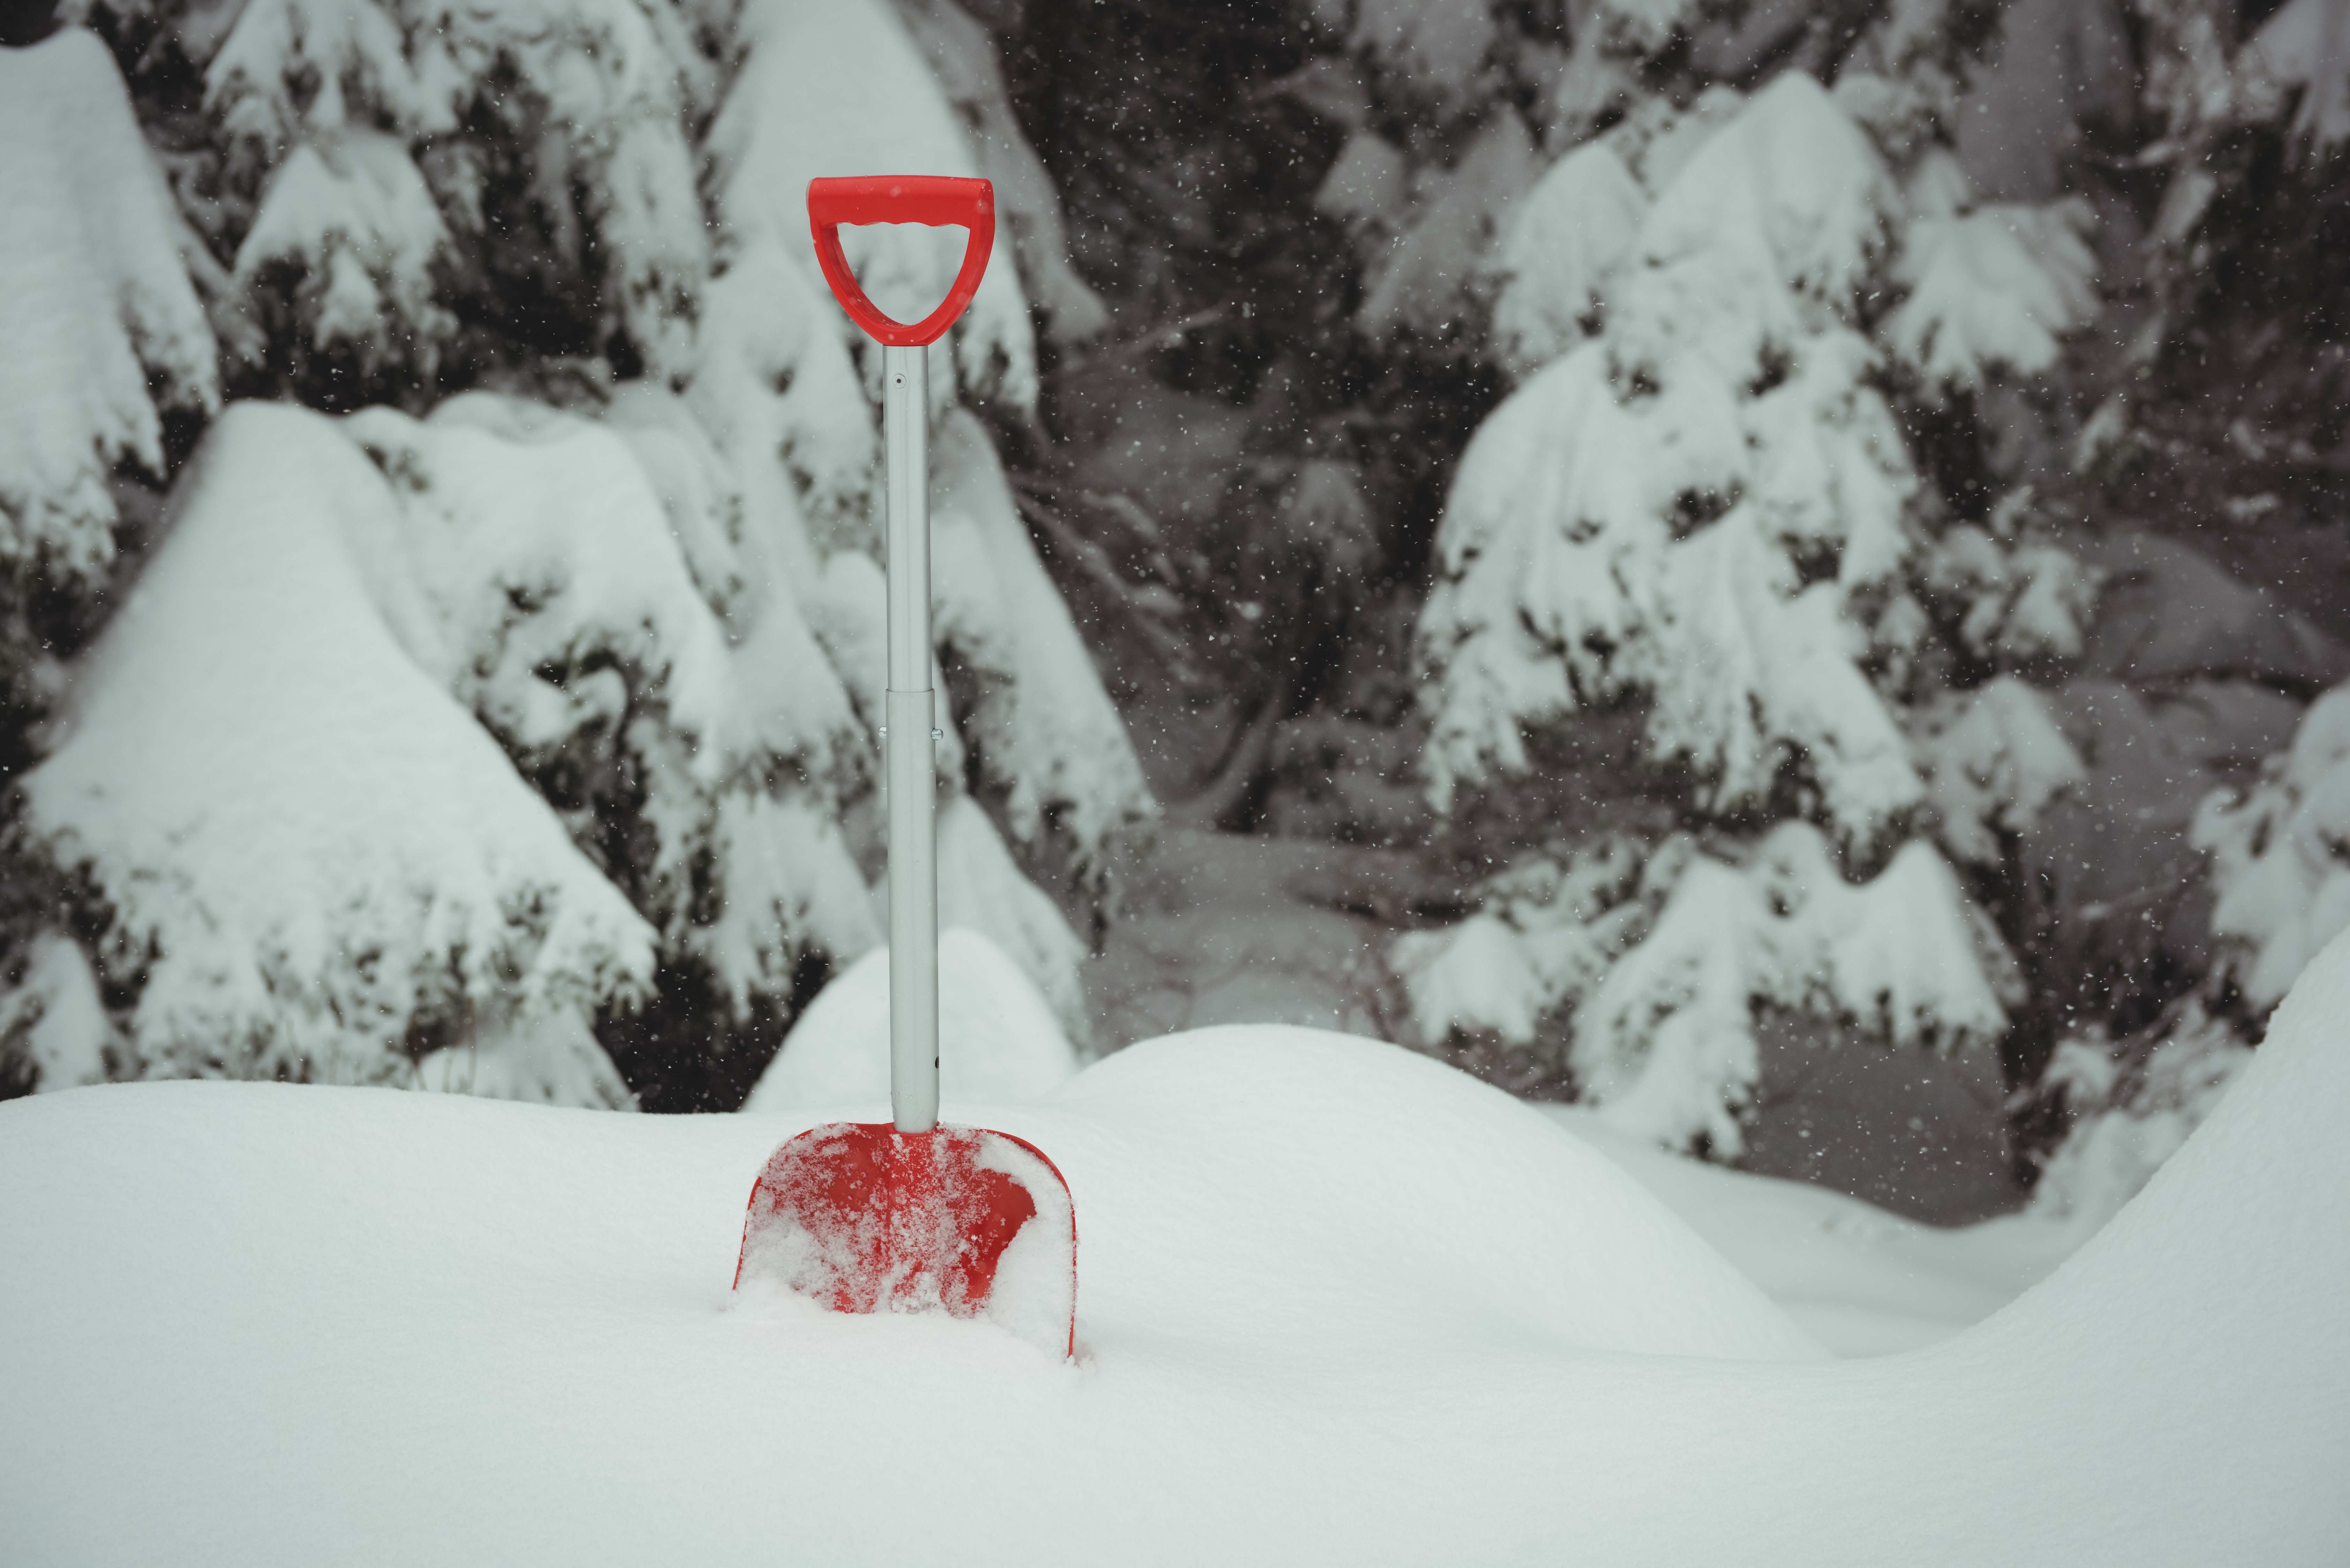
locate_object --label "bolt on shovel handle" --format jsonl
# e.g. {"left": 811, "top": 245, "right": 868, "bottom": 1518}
{"left": 807, "top": 176, "right": 995, "bottom": 346}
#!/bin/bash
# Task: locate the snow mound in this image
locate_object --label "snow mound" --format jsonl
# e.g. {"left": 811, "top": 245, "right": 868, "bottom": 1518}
{"left": 1544, "top": 1105, "right": 2081, "bottom": 1356}
{"left": 744, "top": 927, "right": 1080, "bottom": 1113}
{"left": 1044, "top": 1028, "right": 1821, "bottom": 1363}
{"left": 5, "top": 955, "right": 2347, "bottom": 1561}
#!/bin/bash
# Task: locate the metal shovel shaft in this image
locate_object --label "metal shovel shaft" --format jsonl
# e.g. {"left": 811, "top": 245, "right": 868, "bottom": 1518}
{"left": 760, "top": 178, "right": 1074, "bottom": 1357}
{"left": 883, "top": 343, "right": 939, "bottom": 1135}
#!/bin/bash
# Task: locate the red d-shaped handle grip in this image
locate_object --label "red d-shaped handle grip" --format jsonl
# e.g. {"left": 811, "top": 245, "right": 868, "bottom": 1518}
{"left": 807, "top": 176, "right": 996, "bottom": 347}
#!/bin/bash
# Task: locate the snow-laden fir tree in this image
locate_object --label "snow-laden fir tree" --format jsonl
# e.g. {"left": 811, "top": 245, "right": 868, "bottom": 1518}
{"left": 0, "top": 2, "right": 1150, "bottom": 1106}
{"left": 1389, "top": 6, "right": 2103, "bottom": 1155}
{"left": 2024, "top": 676, "right": 2350, "bottom": 1227}
{"left": 2017, "top": 0, "right": 2350, "bottom": 1225}
{"left": 0, "top": 29, "right": 216, "bottom": 733}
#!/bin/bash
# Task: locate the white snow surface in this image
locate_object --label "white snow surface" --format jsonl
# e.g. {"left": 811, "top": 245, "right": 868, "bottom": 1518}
{"left": 6, "top": 939, "right": 2350, "bottom": 1561}
{"left": 743, "top": 926, "right": 1079, "bottom": 1113}
{"left": 1539, "top": 1106, "right": 2083, "bottom": 1356}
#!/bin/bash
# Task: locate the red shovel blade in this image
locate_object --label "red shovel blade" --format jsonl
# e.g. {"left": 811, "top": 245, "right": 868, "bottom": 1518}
{"left": 734, "top": 1123, "right": 1076, "bottom": 1359}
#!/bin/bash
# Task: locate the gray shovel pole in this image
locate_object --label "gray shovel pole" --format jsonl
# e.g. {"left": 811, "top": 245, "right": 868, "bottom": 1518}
{"left": 883, "top": 343, "right": 939, "bottom": 1135}
{"left": 805, "top": 173, "right": 995, "bottom": 1136}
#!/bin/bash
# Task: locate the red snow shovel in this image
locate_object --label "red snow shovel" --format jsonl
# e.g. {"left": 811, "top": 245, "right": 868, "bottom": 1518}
{"left": 733, "top": 176, "right": 1076, "bottom": 1358}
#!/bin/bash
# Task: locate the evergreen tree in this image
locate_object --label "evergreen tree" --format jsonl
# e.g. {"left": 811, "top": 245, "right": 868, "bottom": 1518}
{"left": 0, "top": 0, "right": 1151, "bottom": 1107}
{"left": 2020, "top": 0, "right": 2350, "bottom": 1221}
{"left": 0, "top": 25, "right": 216, "bottom": 763}
{"left": 1390, "top": 3, "right": 2103, "bottom": 1155}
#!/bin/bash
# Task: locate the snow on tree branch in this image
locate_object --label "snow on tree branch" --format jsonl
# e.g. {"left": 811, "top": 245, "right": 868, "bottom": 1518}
{"left": 203, "top": 0, "right": 711, "bottom": 379}
{"left": 932, "top": 411, "right": 1154, "bottom": 875}
{"left": 337, "top": 392, "right": 878, "bottom": 1012}
{"left": 703, "top": 0, "right": 1036, "bottom": 413}
{"left": 2241, "top": 0, "right": 2350, "bottom": 154}
{"left": 895, "top": 0, "right": 1111, "bottom": 347}
{"left": 1399, "top": 825, "right": 2016, "bottom": 1155}
{"left": 1888, "top": 190, "right": 2100, "bottom": 394}
{"left": 231, "top": 131, "right": 457, "bottom": 380}
{"left": 0, "top": 30, "right": 216, "bottom": 611}
{"left": 1405, "top": 53, "right": 2092, "bottom": 1156}
{"left": 1419, "top": 79, "right": 1927, "bottom": 838}
{"left": 1490, "top": 141, "right": 1647, "bottom": 379}
{"left": 1920, "top": 676, "right": 2088, "bottom": 867}
{"left": 2, "top": 0, "right": 1155, "bottom": 1107}
{"left": 17, "top": 403, "right": 657, "bottom": 1098}
{"left": 2195, "top": 682, "right": 2350, "bottom": 1012}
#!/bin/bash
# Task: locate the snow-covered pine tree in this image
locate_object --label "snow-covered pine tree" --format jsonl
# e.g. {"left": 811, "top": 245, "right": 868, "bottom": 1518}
{"left": 0, "top": 26, "right": 216, "bottom": 756}
{"left": 2006, "top": 655, "right": 2338, "bottom": 1225}
{"left": 0, "top": 2, "right": 1150, "bottom": 1107}
{"left": 2017, "top": 0, "right": 2350, "bottom": 1224}
{"left": 2024, "top": 672, "right": 2350, "bottom": 1224}
{"left": 1389, "top": 4, "right": 2103, "bottom": 1156}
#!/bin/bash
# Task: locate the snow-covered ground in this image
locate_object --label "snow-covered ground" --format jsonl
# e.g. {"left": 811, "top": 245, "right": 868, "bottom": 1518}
{"left": 5, "top": 938, "right": 2348, "bottom": 1563}
{"left": 1543, "top": 1108, "right": 2081, "bottom": 1355}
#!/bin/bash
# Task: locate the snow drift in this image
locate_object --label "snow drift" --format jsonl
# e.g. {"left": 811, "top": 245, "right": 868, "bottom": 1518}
{"left": 4, "top": 929, "right": 2348, "bottom": 1563}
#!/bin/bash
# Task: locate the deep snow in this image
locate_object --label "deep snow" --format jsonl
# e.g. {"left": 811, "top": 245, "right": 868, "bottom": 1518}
{"left": 4, "top": 937, "right": 2348, "bottom": 1564}
{"left": 1542, "top": 1107, "right": 2081, "bottom": 1355}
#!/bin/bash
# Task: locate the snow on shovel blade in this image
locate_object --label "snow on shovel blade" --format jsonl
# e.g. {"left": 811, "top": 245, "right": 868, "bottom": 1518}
{"left": 735, "top": 1122, "right": 1076, "bottom": 1359}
